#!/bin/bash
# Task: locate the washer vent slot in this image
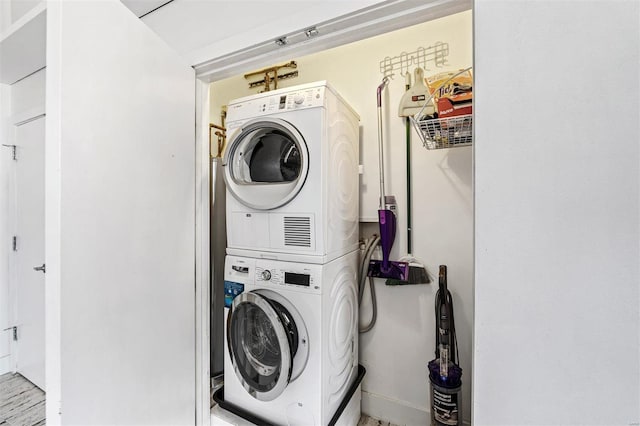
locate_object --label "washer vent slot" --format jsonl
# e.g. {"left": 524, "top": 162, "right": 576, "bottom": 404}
{"left": 284, "top": 216, "right": 311, "bottom": 247}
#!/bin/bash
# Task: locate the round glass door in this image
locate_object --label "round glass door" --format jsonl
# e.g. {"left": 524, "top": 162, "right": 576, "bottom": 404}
{"left": 227, "top": 292, "right": 299, "bottom": 401}
{"left": 223, "top": 118, "right": 309, "bottom": 210}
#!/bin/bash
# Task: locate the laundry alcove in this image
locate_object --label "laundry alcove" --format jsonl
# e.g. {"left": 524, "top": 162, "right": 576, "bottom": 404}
{"left": 0, "top": 1, "right": 637, "bottom": 426}
{"left": 207, "top": 11, "right": 473, "bottom": 425}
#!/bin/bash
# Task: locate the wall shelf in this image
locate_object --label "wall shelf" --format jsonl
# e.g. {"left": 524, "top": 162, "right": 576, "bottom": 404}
{"left": 0, "top": 2, "right": 46, "bottom": 84}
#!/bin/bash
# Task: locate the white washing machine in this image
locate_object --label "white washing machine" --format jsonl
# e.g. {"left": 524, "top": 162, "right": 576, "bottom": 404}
{"left": 223, "top": 81, "right": 360, "bottom": 264}
{"left": 222, "top": 251, "right": 360, "bottom": 426}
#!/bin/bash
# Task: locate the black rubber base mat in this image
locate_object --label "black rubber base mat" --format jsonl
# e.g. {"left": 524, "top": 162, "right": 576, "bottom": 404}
{"left": 213, "top": 364, "right": 366, "bottom": 426}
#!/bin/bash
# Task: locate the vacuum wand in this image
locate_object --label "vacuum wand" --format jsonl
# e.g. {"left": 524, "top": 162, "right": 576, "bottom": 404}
{"left": 377, "top": 77, "right": 389, "bottom": 209}
{"left": 368, "top": 77, "right": 409, "bottom": 282}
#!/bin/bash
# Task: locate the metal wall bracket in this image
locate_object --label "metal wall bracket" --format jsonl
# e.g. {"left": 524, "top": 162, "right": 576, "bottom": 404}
{"left": 244, "top": 60, "right": 298, "bottom": 92}
{"left": 2, "top": 144, "right": 17, "bottom": 160}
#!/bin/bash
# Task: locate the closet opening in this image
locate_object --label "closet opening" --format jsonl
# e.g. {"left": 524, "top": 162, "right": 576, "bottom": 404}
{"left": 205, "top": 8, "right": 473, "bottom": 426}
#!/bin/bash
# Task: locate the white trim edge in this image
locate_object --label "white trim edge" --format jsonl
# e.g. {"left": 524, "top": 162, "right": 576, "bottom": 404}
{"left": 195, "top": 78, "right": 211, "bottom": 426}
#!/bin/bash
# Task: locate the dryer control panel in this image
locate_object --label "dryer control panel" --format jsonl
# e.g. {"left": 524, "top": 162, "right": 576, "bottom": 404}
{"left": 274, "top": 86, "right": 325, "bottom": 111}
{"left": 255, "top": 86, "right": 324, "bottom": 115}
{"left": 226, "top": 83, "right": 327, "bottom": 121}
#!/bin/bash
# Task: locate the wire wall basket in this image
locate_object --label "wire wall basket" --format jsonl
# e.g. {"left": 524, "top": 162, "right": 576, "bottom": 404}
{"left": 410, "top": 67, "right": 473, "bottom": 150}
{"left": 413, "top": 115, "right": 472, "bottom": 149}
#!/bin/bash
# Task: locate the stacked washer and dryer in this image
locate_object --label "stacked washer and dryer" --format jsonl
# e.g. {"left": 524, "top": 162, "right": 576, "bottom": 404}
{"left": 221, "top": 81, "right": 362, "bottom": 426}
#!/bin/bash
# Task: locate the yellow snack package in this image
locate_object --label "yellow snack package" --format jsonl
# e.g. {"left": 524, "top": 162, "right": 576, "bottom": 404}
{"left": 426, "top": 69, "right": 473, "bottom": 104}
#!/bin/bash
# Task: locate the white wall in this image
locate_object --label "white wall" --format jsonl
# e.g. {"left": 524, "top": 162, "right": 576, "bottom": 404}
{"left": 210, "top": 11, "right": 473, "bottom": 425}
{"left": 474, "top": 1, "right": 639, "bottom": 425}
{"left": 0, "top": 0, "right": 44, "bottom": 379}
{"left": 0, "top": 69, "right": 46, "bottom": 376}
{"left": 46, "top": 2, "right": 197, "bottom": 423}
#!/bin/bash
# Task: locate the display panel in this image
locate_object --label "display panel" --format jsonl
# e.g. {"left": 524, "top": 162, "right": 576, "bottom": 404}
{"left": 284, "top": 272, "right": 310, "bottom": 287}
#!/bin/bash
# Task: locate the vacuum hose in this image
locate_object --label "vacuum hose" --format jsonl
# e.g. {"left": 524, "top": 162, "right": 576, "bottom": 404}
{"left": 359, "top": 235, "right": 380, "bottom": 333}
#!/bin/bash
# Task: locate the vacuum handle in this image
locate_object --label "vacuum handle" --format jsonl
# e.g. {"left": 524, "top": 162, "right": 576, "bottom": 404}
{"left": 439, "top": 265, "right": 448, "bottom": 296}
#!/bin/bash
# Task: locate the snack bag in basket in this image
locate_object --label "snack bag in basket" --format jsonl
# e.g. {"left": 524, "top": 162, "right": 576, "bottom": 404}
{"left": 426, "top": 69, "right": 473, "bottom": 118}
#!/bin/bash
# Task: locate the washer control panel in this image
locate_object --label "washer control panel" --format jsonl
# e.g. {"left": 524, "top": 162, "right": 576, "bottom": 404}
{"left": 225, "top": 255, "right": 323, "bottom": 293}
{"left": 255, "top": 261, "right": 321, "bottom": 292}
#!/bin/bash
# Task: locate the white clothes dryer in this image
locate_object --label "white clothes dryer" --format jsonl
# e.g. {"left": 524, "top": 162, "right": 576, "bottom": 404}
{"left": 223, "top": 81, "right": 360, "bottom": 264}
{"left": 222, "top": 251, "right": 360, "bottom": 426}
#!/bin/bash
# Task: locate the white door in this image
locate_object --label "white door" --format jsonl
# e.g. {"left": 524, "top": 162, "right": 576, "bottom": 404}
{"left": 45, "top": 1, "right": 196, "bottom": 424}
{"left": 13, "top": 116, "right": 45, "bottom": 390}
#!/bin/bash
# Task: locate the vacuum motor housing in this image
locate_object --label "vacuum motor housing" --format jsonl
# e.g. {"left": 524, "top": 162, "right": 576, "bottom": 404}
{"left": 429, "top": 265, "right": 462, "bottom": 426}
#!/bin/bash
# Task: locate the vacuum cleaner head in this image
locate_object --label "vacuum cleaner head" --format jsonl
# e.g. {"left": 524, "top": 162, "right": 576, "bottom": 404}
{"left": 366, "top": 207, "right": 409, "bottom": 280}
{"left": 367, "top": 259, "right": 410, "bottom": 280}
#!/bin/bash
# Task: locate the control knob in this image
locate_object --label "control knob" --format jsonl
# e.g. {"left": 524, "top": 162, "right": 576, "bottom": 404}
{"left": 293, "top": 95, "right": 305, "bottom": 105}
{"left": 261, "top": 270, "right": 272, "bottom": 281}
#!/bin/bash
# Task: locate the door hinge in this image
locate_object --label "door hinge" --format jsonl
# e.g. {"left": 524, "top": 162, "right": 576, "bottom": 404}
{"left": 3, "top": 326, "right": 17, "bottom": 341}
{"left": 12, "top": 236, "right": 17, "bottom": 251}
{"left": 2, "top": 144, "right": 17, "bottom": 161}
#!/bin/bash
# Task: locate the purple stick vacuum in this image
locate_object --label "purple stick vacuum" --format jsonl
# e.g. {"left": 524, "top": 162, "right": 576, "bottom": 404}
{"left": 368, "top": 78, "right": 409, "bottom": 281}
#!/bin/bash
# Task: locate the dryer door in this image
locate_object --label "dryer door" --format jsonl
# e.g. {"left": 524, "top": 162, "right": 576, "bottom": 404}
{"left": 227, "top": 291, "right": 299, "bottom": 401}
{"left": 223, "top": 118, "right": 309, "bottom": 210}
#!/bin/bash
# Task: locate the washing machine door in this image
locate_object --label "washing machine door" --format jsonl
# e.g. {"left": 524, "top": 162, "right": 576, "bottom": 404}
{"left": 223, "top": 118, "right": 309, "bottom": 210}
{"left": 227, "top": 291, "right": 300, "bottom": 401}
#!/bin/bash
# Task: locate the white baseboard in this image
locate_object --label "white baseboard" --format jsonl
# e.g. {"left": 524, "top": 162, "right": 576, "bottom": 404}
{"left": 361, "top": 390, "right": 470, "bottom": 426}
{"left": 361, "top": 390, "right": 429, "bottom": 426}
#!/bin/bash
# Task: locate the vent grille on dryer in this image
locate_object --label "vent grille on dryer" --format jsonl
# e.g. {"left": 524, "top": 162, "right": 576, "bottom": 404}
{"left": 284, "top": 216, "right": 311, "bottom": 247}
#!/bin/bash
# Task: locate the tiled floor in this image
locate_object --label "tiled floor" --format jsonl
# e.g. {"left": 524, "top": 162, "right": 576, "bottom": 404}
{"left": 0, "top": 373, "right": 45, "bottom": 426}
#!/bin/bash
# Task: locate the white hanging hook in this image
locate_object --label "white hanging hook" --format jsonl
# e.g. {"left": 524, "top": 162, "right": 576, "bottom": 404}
{"left": 416, "top": 46, "right": 426, "bottom": 72}
{"left": 382, "top": 56, "right": 394, "bottom": 80}
{"left": 434, "top": 42, "right": 449, "bottom": 67}
{"left": 399, "top": 51, "right": 410, "bottom": 77}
